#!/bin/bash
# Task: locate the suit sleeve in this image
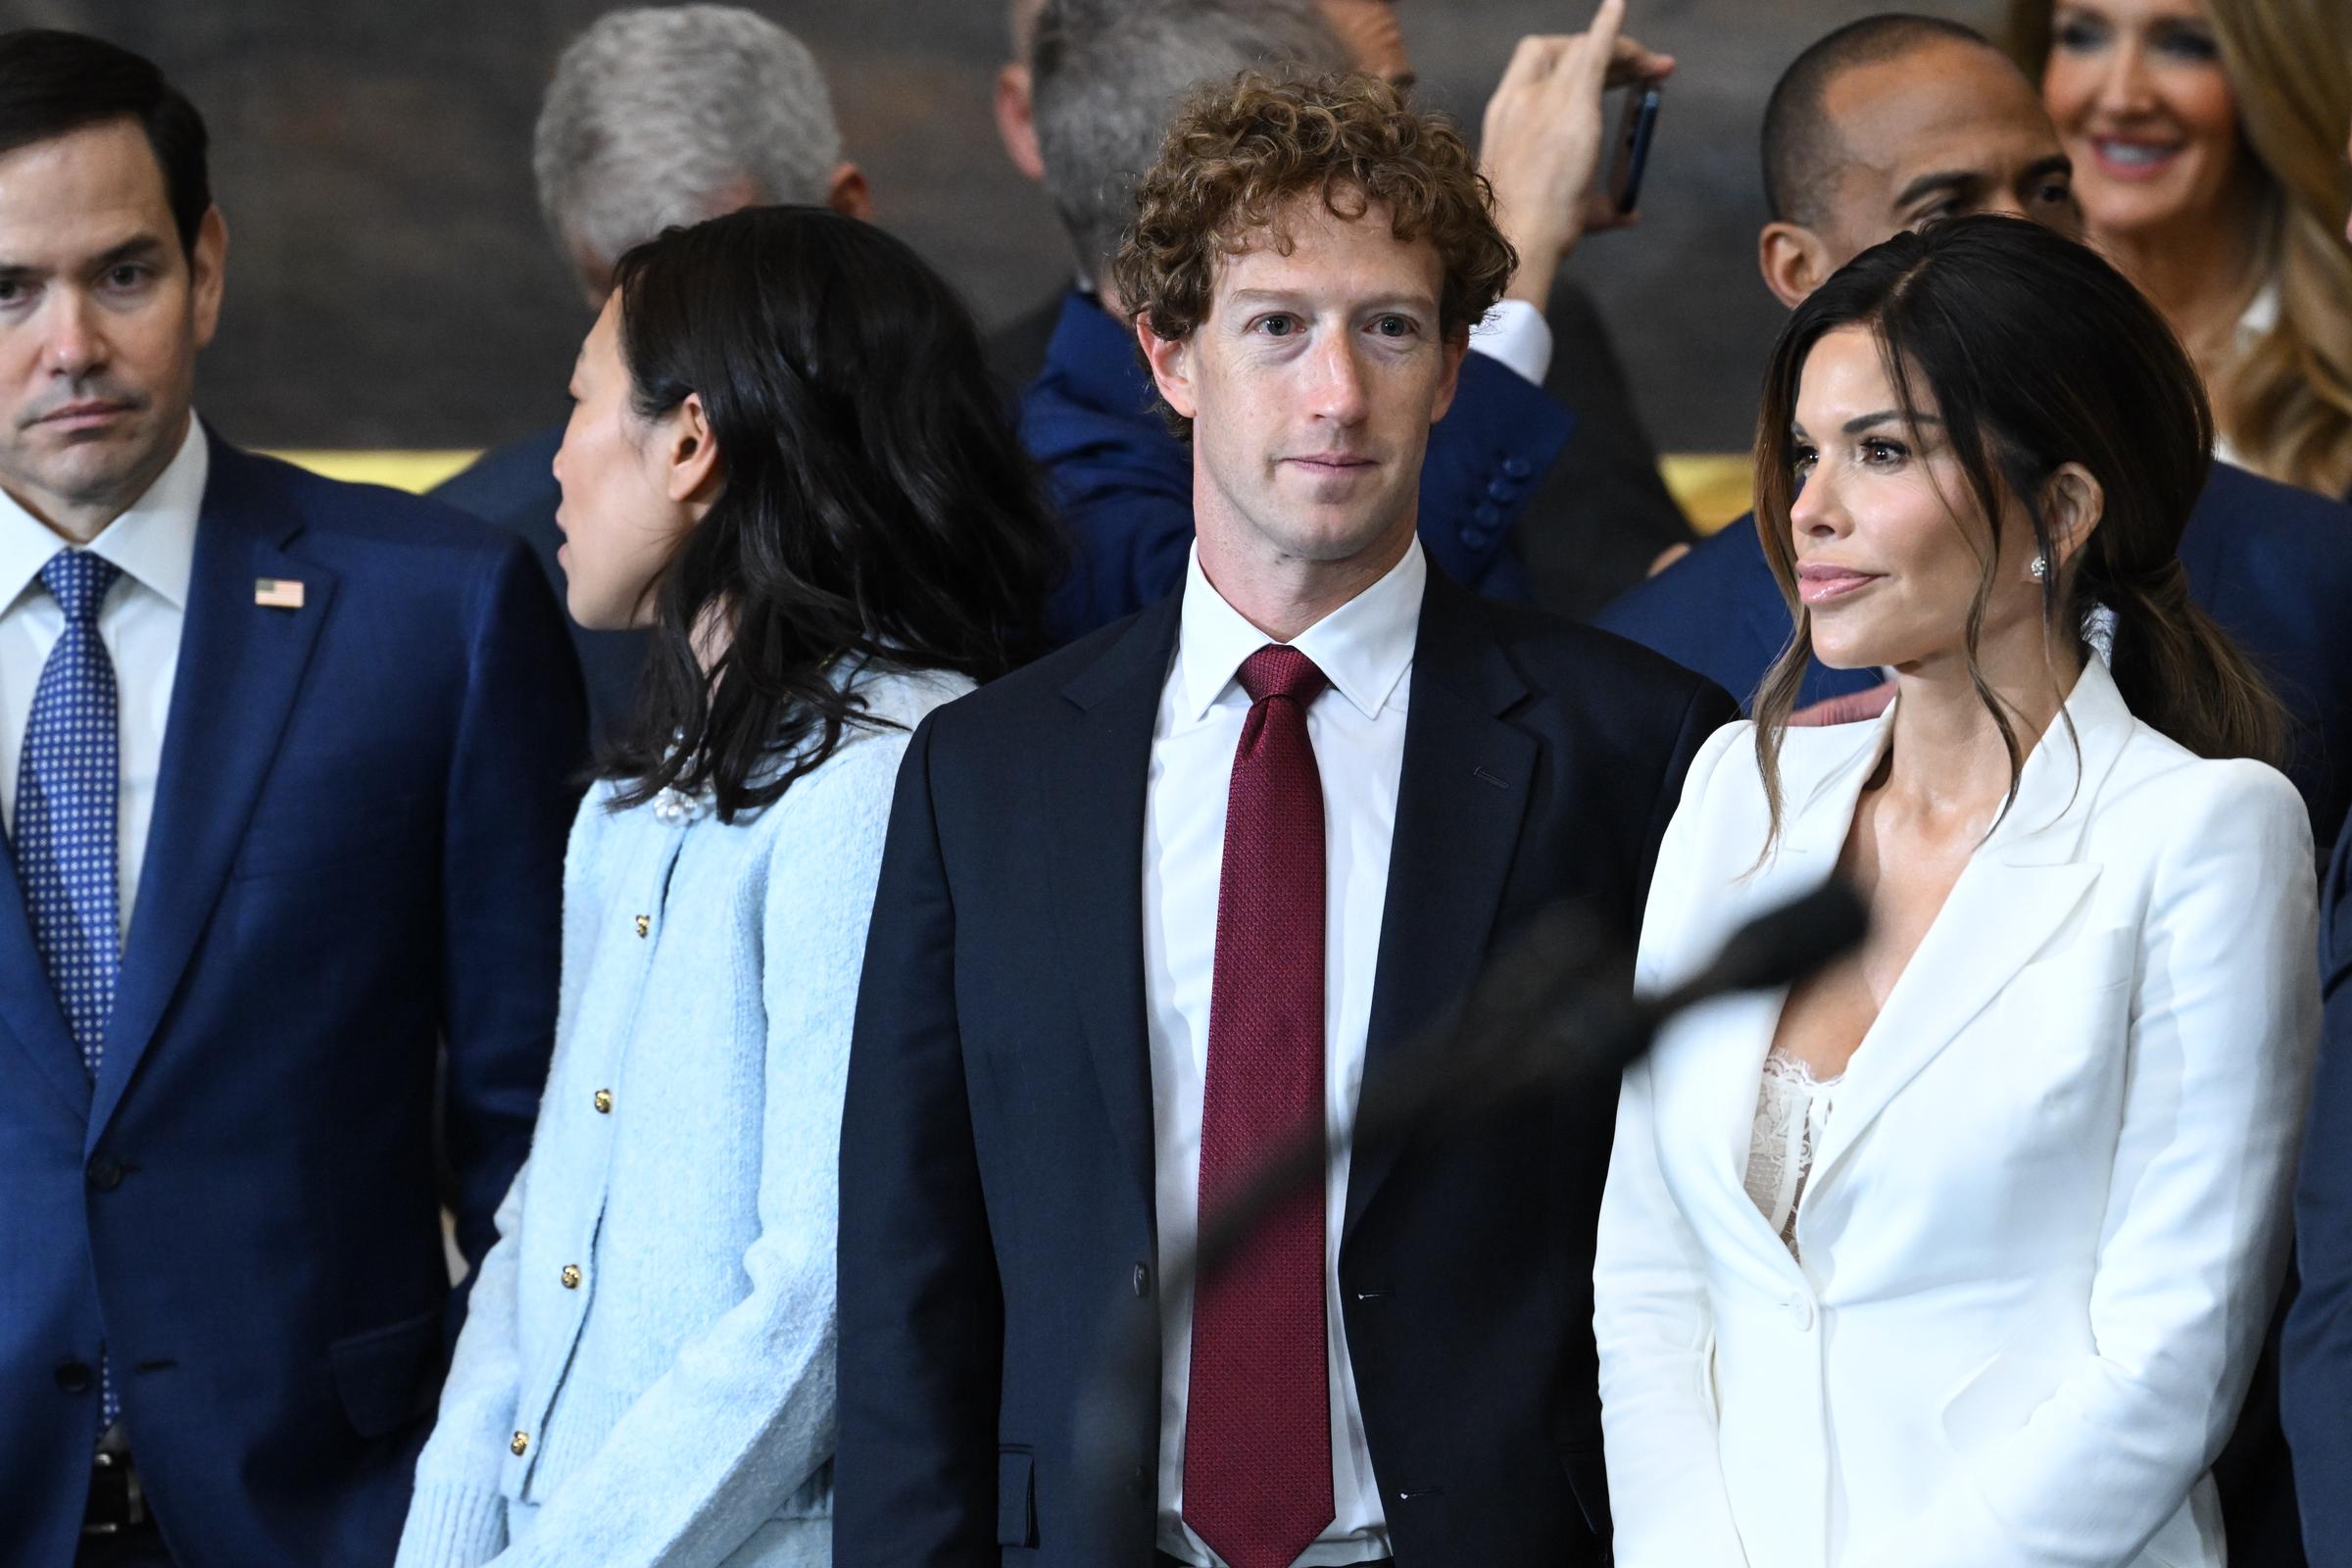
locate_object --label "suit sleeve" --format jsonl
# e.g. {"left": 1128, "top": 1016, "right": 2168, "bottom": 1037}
{"left": 1593, "top": 718, "right": 1755, "bottom": 1568}
{"left": 834, "top": 715, "right": 1004, "bottom": 1565}
{"left": 1417, "top": 350, "right": 1574, "bottom": 592}
{"left": 439, "top": 539, "right": 587, "bottom": 1287}
{"left": 1854, "top": 763, "right": 2319, "bottom": 1566}
{"left": 2283, "top": 810, "right": 2352, "bottom": 1561}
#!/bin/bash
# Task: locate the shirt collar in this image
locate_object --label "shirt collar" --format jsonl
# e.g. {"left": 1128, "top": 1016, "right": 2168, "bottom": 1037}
{"left": 1174, "top": 536, "right": 1425, "bottom": 725}
{"left": 0, "top": 417, "right": 207, "bottom": 613}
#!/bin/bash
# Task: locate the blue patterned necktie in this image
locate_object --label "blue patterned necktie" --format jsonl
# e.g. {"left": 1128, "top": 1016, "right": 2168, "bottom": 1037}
{"left": 16, "top": 547, "right": 123, "bottom": 1426}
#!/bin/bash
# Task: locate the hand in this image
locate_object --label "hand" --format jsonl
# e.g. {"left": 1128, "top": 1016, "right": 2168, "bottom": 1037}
{"left": 1478, "top": 0, "right": 1674, "bottom": 308}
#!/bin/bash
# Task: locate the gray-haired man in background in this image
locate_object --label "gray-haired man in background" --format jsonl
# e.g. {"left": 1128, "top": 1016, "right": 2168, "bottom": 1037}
{"left": 432, "top": 4, "right": 867, "bottom": 734}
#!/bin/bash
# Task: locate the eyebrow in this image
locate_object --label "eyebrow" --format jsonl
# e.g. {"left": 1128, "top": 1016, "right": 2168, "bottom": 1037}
{"left": 1223, "top": 287, "right": 1437, "bottom": 313}
{"left": 1890, "top": 169, "right": 1980, "bottom": 210}
{"left": 1841, "top": 410, "right": 1945, "bottom": 434}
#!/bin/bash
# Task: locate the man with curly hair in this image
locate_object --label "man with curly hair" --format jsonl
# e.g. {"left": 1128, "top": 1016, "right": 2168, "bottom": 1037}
{"left": 838, "top": 69, "right": 1735, "bottom": 1568}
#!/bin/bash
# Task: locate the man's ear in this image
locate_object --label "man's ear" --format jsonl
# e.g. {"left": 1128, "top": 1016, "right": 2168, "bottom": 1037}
{"left": 1758, "top": 220, "right": 1835, "bottom": 309}
{"left": 826, "top": 163, "right": 873, "bottom": 220}
{"left": 660, "top": 392, "right": 724, "bottom": 510}
{"left": 994, "top": 62, "right": 1046, "bottom": 182}
{"left": 2042, "top": 462, "right": 2106, "bottom": 572}
{"left": 1137, "top": 313, "right": 1199, "bottom": 424}
{"left": 1428, "top": 327, "right": 1469, "bottom": 425}
{"left": 190, "top": 206, "right": 228, "bottom": 350}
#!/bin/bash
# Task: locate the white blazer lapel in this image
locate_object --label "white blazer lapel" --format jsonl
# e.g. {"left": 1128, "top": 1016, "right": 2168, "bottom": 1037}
{"left": 1658, "top": 710, "right": 1891, "bottom": 1232}
{"left": 1806, "top": 662, "right": 2138, "bottom": 1192}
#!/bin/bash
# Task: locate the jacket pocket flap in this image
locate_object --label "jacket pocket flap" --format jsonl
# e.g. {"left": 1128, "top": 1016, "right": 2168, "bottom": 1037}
{"left": 328, "top": 1305, "right": 442, "bottom": 1439}
{"left": 997, "top": 1448, "right": 1038, "bottom": 1548}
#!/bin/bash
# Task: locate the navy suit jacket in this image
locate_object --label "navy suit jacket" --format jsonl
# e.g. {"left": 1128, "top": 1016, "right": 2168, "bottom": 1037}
{"left": 1020, "top": 290, "right": 1573, "bottom": 641}
{"left": 835, "top": 567, "right": 1737, "bottom": 1566}
{"left": 0, "top": 440, "right": 583, "bottom": 1568}
{"left": 1595, "top": 463, "right": 2352, "bottom": 854}
{"left": 2285, "top": 818, "right": 2352, "bottom": 1564}
{"left": 430, "top": 423, "right": 650, "bottom": 741}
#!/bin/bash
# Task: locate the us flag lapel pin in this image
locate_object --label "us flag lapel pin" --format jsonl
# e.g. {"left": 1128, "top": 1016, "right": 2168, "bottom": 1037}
{"left": 254, "top": 577, "right": 305, "bottom": 610}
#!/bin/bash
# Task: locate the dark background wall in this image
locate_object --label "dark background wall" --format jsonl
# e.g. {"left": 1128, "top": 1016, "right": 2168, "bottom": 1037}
{"left": 23, "top": 0, "right": 1993, "bottom": 454}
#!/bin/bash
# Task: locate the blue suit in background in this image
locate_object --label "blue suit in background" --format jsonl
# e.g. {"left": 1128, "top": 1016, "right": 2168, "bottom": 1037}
{"left": 1595, "top": 462, "right": 2352, "bottom": 855}
{"left": 430, "top": 423, "right": 651, "bottom": 741}
{"left": 0, "top": 440, "right": 583, "bottom": 1568}
{"left": 1020, "top": 289, "right": 1573, "bottom": 641}
{"left": 2285, "top": 816, "right": 2352, "bottom": 1565}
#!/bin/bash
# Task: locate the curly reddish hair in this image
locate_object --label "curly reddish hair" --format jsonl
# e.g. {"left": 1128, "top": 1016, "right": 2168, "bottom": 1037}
{"left": 1111, "top": 71, "right": 1517, "bottom": 432}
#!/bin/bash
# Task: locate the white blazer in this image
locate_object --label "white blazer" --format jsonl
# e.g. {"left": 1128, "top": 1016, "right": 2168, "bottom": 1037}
{"left": 1594, "top": 659, "right": 2318, "bottom": 1568}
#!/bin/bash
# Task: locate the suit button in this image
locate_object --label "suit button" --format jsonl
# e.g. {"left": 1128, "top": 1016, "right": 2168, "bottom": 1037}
{"left": 511, "top": 1431, "right": 530, "bottom": 1456}
{"left": 561, "top": 1265, "right": 582, "bottom": 1290}
{"left": 634, "top": 913, "right": 650, "bottom": 939}
{"left": 55, "top": 1360, "right": 93, "bottom": 1394}
{"left": 1488, "top": 477, "right": 1515, "bottom": 501}
{"left": 1132, "top": 1263, "right": 1150, "bottom": 1298}
{"left": 1501, "top": 456, "right": 1532, "bottom": 479}
{"left": 593, "top": 1090, "right": 613, "bottom": 1114}
{"left": 1785, "top": 1296, "right": 1814, "bottom": 1331}
{"left": 1474, "top": 503, "right": 1502, "bottom": 528}
{"left": 85, "top": 1156, "right": 124, "bottom": 1192}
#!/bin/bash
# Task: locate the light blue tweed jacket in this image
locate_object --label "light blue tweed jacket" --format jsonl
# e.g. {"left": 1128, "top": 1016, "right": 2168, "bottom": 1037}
{"left": 396, "top": 666, "right": 968, "bottom": 1568}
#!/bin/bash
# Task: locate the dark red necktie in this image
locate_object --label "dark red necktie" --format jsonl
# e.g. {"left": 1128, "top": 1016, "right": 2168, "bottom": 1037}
{"left": 1184, "top": 644, "right": 1336, "bottom": 1568}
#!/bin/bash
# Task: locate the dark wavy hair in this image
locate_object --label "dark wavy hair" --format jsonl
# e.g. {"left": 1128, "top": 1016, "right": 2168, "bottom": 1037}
{"left": 597, "top": 205, "right": 1064, "bottom": 821}
{"left": 1751, "top": 215, "right": 2287, "bottom": 845}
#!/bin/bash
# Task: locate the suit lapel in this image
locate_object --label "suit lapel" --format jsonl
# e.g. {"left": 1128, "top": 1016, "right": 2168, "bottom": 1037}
{"left": 1344, "top": 574, "right": 1537, "bottom": 1241}
{"left": 88, "top": 445, "right": 335, "bottom": 1143}
{"left": 1805, "top": 662, "right": 2135, "bottom": 1192}
{"left": 1042, "top": 594, "right": 1183, "bottom": 1218}
{"left": 0, "top": 829, "right": 90, "bottom": 1116}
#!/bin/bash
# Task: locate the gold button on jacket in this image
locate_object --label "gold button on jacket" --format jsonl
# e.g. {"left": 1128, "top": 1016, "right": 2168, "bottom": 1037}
{"left": 593, "top": 1089, "right": 612, "bottom": 1114}
{"left": 561, "top": 1265, "right": 582, "bottom": 1289}
{"left": 511, "top": 1431, "right": 529, "bottom": 1456}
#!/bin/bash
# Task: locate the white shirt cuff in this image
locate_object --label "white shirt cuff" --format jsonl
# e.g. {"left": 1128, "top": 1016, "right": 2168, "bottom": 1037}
{"left": 1468, "top": 298, "right": 1554, "bottom": 386}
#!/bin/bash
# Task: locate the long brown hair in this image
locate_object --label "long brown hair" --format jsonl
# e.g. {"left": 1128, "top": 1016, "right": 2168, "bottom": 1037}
{"left": 1750, "top": 216, "right": 2287, "bottom": 846}
{"left": 2008, "top": 0, "right": 2352, "bottom": 499}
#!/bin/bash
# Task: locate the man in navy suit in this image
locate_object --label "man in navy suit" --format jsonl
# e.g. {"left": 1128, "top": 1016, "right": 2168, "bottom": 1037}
{"left": 1595, "top": 15, "right": 2352, "bottom": 854}
{"left": 1594, "top": 19, "right": 2339, "bottom": 1563}
{"left": 838, "top": 69, "right": 1735, "bottom": 1567}
{"left": 1021, "top": 0, "right": 1674, "bottom": 641}
{"left": 432, "top": 5, "right": 869, "bottom": 738}
{"left": 0, "top": 32, "right": 582, "bottom": 1568}
{"left": 2287, "top": 816, "right": 2352, "bottom": 1563}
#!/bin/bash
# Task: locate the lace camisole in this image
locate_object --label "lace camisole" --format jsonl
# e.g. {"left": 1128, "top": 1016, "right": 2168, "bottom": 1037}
{"left": 1743, "top": 1047, "right": 1843, "bottom": 1259}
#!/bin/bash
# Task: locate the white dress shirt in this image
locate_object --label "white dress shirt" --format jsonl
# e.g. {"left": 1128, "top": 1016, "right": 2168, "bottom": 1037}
{"left": 1469, "top": 297, "right": 1554, "bottom": 387}
{"left": 0, "top": 418, "right": 206, "bottom": 931}
{"left": 1145, "top": 539, "right": 1424, "bottom": 1567}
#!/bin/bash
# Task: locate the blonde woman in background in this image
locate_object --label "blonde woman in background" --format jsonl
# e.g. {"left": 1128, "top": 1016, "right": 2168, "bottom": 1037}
{"left": 2011, "top": 0, "right": 2352, "bottom": 500}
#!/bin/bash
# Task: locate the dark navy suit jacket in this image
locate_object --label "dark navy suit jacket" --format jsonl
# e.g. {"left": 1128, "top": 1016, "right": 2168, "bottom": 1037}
{"left": 835, "top": 566, "right": 1737, "bottom": 1566}
{"left": 2285, "top": 818, "right": 2352, "bottom": 1564}
{"left": 1, "top": 440, "right": 583, "bottom": 1568}
{"left": 1021, "top": 290, "right": 1573, "bottom": 641}
{"left": 1595, "top": 463, "right": 2352, "bottom": 854}
{"left": 430, "top": 423, "right": 650, "bottom": 741}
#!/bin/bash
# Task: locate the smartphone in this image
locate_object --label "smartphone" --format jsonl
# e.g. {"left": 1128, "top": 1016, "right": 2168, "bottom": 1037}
{"left": 1608, "top": 85, "right": 1663, "bottom": 216}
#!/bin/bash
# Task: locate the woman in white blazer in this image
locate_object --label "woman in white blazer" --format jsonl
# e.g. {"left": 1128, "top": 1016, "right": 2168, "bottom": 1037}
{"left": 1594, "top": 215, "right": 2319, "bottom": 1568}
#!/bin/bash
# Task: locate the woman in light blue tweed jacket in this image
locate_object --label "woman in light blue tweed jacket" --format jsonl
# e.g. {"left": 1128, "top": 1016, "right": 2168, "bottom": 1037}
{"left": 395, "top": 206, "right": 1061, "bottom": 1568}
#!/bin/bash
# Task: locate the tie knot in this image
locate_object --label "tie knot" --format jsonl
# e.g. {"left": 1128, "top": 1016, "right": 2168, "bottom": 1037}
{"left": 38, "top": 551, "right": 121, "bottom": 626}
{"left": 1236, "top": 644, "right": 1327, "bottom": 707}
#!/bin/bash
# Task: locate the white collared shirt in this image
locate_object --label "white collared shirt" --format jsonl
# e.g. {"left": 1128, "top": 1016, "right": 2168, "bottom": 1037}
{"left": 0, "top": 418, "right": 207, "bottom": 930}
{"left": 1145, "top": 539, "right": 1425, "bottom": 1567}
